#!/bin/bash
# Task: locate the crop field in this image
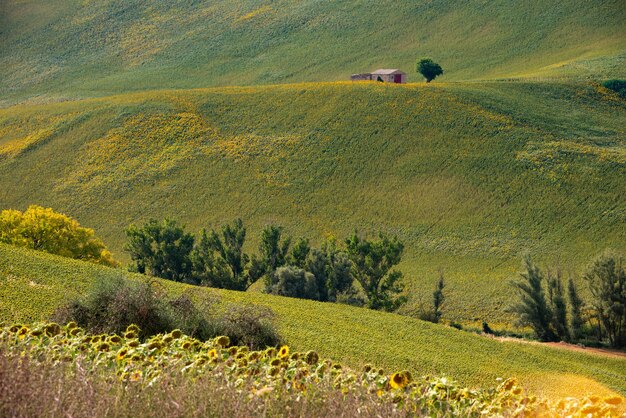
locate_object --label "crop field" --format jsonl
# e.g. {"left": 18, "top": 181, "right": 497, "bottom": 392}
{"left": 1, "top": 0, "right": 625, "bottom": 105}
{"left": 2, "top": 322, "right": 624, "bottom": 416}
{"left": 1, "top": 81, "right": 624, "bottom": 323}
{"left": 1, "top": 243, "right": 625, "bottom": 401}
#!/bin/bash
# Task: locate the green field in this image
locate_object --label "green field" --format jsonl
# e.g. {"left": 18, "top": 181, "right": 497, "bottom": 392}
{"left": 2, "top": 243, "right": 625, "bottom": 400}
{"left": 1, "top": 81, "right": 624, "bottom": 323}
{"left": 1, "top": 0, "right": 625, "bottom": 105}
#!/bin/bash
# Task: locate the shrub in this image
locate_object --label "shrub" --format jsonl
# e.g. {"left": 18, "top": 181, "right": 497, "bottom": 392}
{"left": 54, "top": 276, "right": 282, "bottom": 347}
{"left": 0, "top": 205, "right": 116, "bottom": 266}
{"left": 270, "top": 266, "right": 319, "bottom": 300}
{"left": 482, "top": 321, "right": 495, "bottom": 335}
{"left": 54, "top": 276, "right": 176, "bottom": 339}
{"left": 602, "top": 79, "right": 626, "bottom": 97}
{"left": 220, "top": 304, "right": 282, "bottom": 349}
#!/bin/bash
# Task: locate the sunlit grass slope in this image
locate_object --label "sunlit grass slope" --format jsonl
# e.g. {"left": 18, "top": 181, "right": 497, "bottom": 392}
{"left": 1, "top": 243, "right": 625, "bottom": 400}
{"left": 1, "top": 0, "right": 625, "bottom": 104}
{"left": 0, "top": 81, "right": 624, "bottom": 323}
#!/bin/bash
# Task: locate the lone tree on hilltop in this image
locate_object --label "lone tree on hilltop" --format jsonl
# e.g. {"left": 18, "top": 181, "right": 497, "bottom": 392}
{"left": 416, "top": 58, "right": 443, "bottom": 83}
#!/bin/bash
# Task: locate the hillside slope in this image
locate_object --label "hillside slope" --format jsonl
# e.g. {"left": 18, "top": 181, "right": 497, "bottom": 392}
{"left": 1, "top": 0, "right": 625, "bottom": 104}
{"left": 1, "top": 243, "right": 625, "bottom": 400}
{"left": 0, "top": 81, "right": 624, "bottom": 323}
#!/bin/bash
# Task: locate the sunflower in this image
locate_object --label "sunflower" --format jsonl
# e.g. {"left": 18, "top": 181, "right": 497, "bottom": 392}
{"left": 97, "top": 342, "right": 111, "bottom": 352}
{"left": 69, "top": 327, "right": 82, "bottom": 336}
{"left": 268, "top": 366, "right": 280, "bottom": 377}
{"left": 214, "top": 336, "right": 230, "bottom": 347}
{"left": 126, "top": 324, "right": 141, "bottom": 333}
{"left": 305, "top": 351, "right": 319, "bottom": 365}
{"left": 279, "top": 345, "right": 289, "bottom": 358}
{"left": 116, "top": 348, "right": 129, "bottom": 361}
{"left": 130, "top": 370, "right": 143, "bottom": 382}
{"left": 390, "top": 372, "right": 409, "bottom": 390}
{"left": 17, "top": 326, "right": 30, "bottom": 339}
{"left": 604, "top": 396, "right": 623, "bottom": 405}
{"left": 208, "top": 349, "right": 218, "bottom": 359}
{"left": 29, "top": 328, "right": 44, "bottom": 337}
{"left": 124, "top": 330, "right": 137, "bottom": 340}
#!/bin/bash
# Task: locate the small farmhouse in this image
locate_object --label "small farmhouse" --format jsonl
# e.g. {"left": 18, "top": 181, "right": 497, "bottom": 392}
{"left": 350, "top": 69, "right": 406, "bottom": 83}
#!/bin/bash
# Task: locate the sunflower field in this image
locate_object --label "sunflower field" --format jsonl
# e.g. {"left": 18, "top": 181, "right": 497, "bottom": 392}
{"left": 1, "top": 321, "right": 623, "bottom": 417}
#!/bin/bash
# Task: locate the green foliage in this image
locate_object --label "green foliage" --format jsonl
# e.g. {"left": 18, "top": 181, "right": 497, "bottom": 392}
{"left": 416, "top": 58, "right": 444, "bottom": 82}
{"left": 305, "top": 240, "right": 354, "bottom": 302}
{"left": 432, "top": 273, "right": 445, "bottom": 323}
{"left": 0, "top": 205, "right": 116, "bottom": 266}
{"left": 124, "top": 219, "right": 194, "bottom": 283}
{"left": 602, "top": 79, "right": 626, "bottom": 97}
{"left": 346, "top": 232, "right": 406, "bottom": 311}
{"left": 270, "top": 266, "right": 318, "bottom": 300}
{"left": 192, "top": 219, "right": 254, "bottom": 290}
{"left": 2, "top": 243, "right": 626, "bottom": 399}
{"left": 567, "top": 277, "right": 585, "bottom": 341}
{"left": 583, "top": 251, "right": 626, "bottom": 348}
{"left": 260, "top": 225, "right": 292, "bottom": 290}
{"left": 288, "top": 238, "right": 310, "bottom": 269}
{"left": 509, "top": 256, "right": 557, "bottom": 342}
{"left": 547, "top": 271, "right": 569, "bottom": 341}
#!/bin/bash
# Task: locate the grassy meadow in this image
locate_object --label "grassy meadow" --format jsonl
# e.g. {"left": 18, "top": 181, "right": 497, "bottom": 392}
{"left": 2, "top": 243, "right": 625, "bottom": 401}
{"left": 1, "top": 0, "right": 625, "bottom": 105}
{"left": 1, "top": 81, "right": 624, "bottom": 323}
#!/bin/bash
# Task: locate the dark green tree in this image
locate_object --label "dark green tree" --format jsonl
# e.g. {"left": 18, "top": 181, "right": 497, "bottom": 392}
{"left": 416, "top": 58, "right": 443, "bottom": 83}
{"left": 567, "top": 277, "right": 585, "bottom": 341}
{"left": 547, "top": 270, "right": 569, "bottom": 341}
{"left": 289, "top": 238, "right": 311, "bottom": 269}
{"left": 124, "top": 219, "right": 194, "bottom": 283}
{"left": 584, "top": 251, "right": 626, "bottom": 348}
{"left": 191, "top": 231, "right": 231, "bottom": 287}
{"left": 260, "top": 225, "right": 291, "bottom": 291}
{"left": 306, "top": 240, "right": 354, "bottom": 302}
{"left": 192, "top": 219, "right": 253, "bottom": 290}
{"left": 509, "top": 256, "right": 557, "bottom": 342}
{"left": 271, "top": 266, "right": 318, "bottom": 300}
{"left": 432, "top": 272, "right": 445, "bottom": 323}
{"left": 345, "top": 232, "right": 406, "bottom": 311}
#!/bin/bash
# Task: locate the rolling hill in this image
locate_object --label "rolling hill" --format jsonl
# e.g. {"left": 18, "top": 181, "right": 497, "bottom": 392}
{"left": 1, "top": 243, "right": 625, "bottom": 400}
{"left": 0, "top": 81, "right": 624, "bottom": 323}
{"left": 1, "top": 0, "right": 625, "bottom": 105}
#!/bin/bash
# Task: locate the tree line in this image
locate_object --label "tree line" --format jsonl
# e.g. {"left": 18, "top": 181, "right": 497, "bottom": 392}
{"left": 124, "top": 218, "right": 407, "bottom": 312}
{"left": 510, "top": 252, "right": 626, "bottom": 348}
